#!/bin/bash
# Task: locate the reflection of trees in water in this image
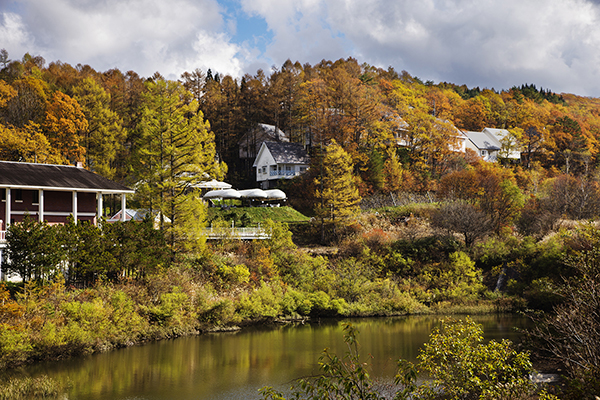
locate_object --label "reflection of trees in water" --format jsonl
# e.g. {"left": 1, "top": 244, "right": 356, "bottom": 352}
{"left": 21, "top": 315, "right": 529, "bottom": 399}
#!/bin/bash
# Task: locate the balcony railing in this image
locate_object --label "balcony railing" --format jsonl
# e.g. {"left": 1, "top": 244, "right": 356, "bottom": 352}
{"left": 269, "top": 171, "right": 299, "bottom": 177}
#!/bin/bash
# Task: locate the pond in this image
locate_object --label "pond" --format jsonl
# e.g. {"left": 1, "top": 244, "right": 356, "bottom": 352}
{"left": 9, "top": 314, "right": 531, "bottom": 400}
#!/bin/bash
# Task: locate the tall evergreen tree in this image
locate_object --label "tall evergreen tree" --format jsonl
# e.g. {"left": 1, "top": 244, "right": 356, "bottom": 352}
{"left": 132, "top": 78, "right": 225, "bottom": 251}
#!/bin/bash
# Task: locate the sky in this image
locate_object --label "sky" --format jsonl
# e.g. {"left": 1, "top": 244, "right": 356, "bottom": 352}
{"left": 2, "top": 0, "right": 600, "bottom": 96}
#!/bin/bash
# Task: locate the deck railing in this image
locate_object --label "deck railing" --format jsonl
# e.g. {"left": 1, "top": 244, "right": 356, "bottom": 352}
{"left": 202, "top": 226, "right": 271, "bottom": 240}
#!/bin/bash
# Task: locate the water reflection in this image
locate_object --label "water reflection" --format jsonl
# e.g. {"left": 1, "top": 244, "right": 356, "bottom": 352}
{"left": 8, "top": 315, "right": 531, "bottom": 400}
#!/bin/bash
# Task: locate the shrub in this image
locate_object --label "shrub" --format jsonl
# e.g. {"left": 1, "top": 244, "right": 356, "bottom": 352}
{"left": 0, "top": 325, "right": 32, "bottom": 369}
{"left": 418, "top": 317, "right": 535, "bottom": 399}
{"left": 198, "top": 298, "right": 238, "bottom": 326}
{"left": 236, "top": 282, "right": 283, "bottom": 320}
{"left": 261, "top": 319, "right": 540, "bottom": 400}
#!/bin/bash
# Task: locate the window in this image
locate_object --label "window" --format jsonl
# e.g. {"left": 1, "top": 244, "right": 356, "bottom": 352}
{"left": 481, "top": 150, "right": 487, "bottom": 157}
{"left": 15, "top": 189, "right": 22, "bottom": 202}
{"left": 1, "top": 189, "right": 4, "bottom": 202}
{"left": 261, "top": 166, "right": 266, "bottom": 174}
{"left": 32, "top": 191, "right": 39, "bottom": 205}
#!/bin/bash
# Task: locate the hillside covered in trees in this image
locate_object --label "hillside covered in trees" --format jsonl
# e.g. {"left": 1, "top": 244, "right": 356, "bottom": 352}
{"left": 2, "top": 51, "right": 600, "bottom": 195}
{"left": 3, "top": 51, "right": 600, "bottom": 398}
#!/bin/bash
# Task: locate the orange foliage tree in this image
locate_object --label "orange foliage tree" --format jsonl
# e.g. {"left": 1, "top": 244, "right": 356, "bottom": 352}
{"left": 43, "top": 91, "right": 88, "bottom": 163}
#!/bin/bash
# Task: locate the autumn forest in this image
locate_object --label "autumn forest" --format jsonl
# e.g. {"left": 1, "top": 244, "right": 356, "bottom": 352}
{"left": 3, "top": 50, "right": 600, "bottom": 398}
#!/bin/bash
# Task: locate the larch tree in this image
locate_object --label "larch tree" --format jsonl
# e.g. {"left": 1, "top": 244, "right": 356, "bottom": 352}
{"left": 132, "top": 78, "right": 225, "bottom": 252}
{"left": 73, "top": 77, "right": 126, "bottom": 178}
{"left": 42, "top": 91, "right": 88, "bottom": 163}
{"left": 314, "top": 140, "right": 361, "bottom": 241}
{"left": 383, "top": 147, "right": 404, "bottom": 193}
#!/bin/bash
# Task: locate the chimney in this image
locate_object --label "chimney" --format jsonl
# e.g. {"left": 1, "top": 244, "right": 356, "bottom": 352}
{"left": 76, "top": 162, "right": 84, "bottom": 168}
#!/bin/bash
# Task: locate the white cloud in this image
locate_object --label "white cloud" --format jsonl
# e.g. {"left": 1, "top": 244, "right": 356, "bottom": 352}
{"left": 240, "top": 0, "right": 350, "bottom": 66}
{"left": 0, "top": 12, "right": 37, "bottom": 56}
{"left": 1, "top": 0, "right": 246, "bottom": 79}
{"left": 3, "top": 0, "right": 600, "bottom": 96}
{"left": 189, "top": 31, "right": 245, "bottom": 78}
{"left": 321, "top": 0, "right": 600, "bottom": 94}
{"left": 240, "top": 0, "right": 600, "bottom": 95}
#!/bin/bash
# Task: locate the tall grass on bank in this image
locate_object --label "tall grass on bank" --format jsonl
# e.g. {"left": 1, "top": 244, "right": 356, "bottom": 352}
{"left": 0, "top": 375, "right": 67, "bottom": 400}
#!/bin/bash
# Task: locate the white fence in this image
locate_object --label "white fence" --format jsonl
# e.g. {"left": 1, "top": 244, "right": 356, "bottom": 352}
{"left": 202, "top": 226, "right": 271, "bottom": 240}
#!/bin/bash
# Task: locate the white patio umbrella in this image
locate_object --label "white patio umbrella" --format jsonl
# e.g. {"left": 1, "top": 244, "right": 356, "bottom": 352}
{"left": 237, "top": 189, "right": 268, "bottom": 199}
{"left": 203, "top": 189, "right": 241, "bottom": 199}
{"left": 263, "top": 189, "right": 286, "bottom": 200}
{"left": 194, "top": 179, "right": 232, "bottom": 190}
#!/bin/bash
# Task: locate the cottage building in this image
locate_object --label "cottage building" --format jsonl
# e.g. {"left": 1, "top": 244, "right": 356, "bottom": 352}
{"left": 463, "top": 128, "right": 520, "bottom": 162}
{"left": 0, "top": 161, "right": 134, "bottom": 280}
{"left": 253, "top": 142, "right": 310, "bottom": 189}
{"left": 0, "top": 161, "right": 134, "bottom": 240}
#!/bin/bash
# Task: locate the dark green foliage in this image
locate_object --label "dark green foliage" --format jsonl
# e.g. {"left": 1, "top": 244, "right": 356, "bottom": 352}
{"left": 5, "top": 217, "right": 169, "bottom": 286}
{"left": 6, "top": 216, "right": 64, "bottom": 282}
{"left": 511, "top": 83, "right": 564, "bottom": 104}
{"left": 103, "top": 219, "right": 170, "bottom": 280}
{"left": 366, "top": 149, "right": 385, "bottom": 192}
{"left": 61, "top": 220, "right": 120, "bottom": 285}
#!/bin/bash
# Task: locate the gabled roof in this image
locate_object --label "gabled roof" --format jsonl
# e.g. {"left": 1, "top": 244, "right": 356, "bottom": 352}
{"left": 238, "top": 123, "right": 289, "bottom": 145}
{"left": 0, "top": 161, "right": 134, "bottom": 193}
{"left": 463, "top": 130, "right": 501, "bottom": 151}
{"left": 483, "top": 128, "right": 510, "bottom": 138}
{"left": 255, "top": 142, "right": 310, "bottom": 166}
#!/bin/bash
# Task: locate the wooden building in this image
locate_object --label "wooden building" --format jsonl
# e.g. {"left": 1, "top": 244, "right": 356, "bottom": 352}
{"left": 0, "top": 161, "right": 134, "bottom": 241}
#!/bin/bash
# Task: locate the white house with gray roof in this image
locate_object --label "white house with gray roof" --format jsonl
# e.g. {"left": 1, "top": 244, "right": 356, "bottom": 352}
{"left": 463, "top": 128, "right": 520, "bottom": 162}
{"left": 253, "top": 142, "right": 310, "bottom": 189}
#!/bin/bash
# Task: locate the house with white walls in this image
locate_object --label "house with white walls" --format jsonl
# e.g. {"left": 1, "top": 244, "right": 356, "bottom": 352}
{"left": 253, "top": 142, "right": 310, "bottom": 189}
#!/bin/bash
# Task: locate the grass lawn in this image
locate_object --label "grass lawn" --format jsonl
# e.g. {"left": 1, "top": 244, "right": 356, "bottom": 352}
{"left": 206, "top": 206, "right": 310, "bottom": 226}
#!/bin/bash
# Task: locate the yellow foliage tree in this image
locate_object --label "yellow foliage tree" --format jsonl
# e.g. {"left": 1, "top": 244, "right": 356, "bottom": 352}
{"left": 314, "top": 140, "right": 361, "bottom": 240}
{"left": 0, "top": 122, "right": 66, "bottom": 164}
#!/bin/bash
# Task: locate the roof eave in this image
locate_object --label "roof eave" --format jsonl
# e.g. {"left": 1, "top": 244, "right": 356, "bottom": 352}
{"left": 0, "top": 184, "right": 134, "bottom": 194}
